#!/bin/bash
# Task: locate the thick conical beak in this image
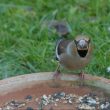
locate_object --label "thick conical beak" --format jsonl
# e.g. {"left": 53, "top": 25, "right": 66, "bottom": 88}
{"left": 78, "top": 40, "right": 88, "bottom": 49}
{"left": 75, "top": 39, "right": 89, "bottom": 57}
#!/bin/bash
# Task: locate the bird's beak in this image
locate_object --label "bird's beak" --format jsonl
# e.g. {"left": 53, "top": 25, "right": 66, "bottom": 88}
{"left": 75, "top": 39, "right": 90, "bottom": 57}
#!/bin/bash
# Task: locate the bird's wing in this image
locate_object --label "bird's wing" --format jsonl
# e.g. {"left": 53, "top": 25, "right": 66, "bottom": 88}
{"left": 55, "top": 39, "right": 71, "bottom": 61}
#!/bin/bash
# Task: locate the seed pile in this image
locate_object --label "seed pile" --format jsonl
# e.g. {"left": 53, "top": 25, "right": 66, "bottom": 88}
{"left": 0, "top": 92, "right": 110, "bottom": 110}
{"left": 0, "top": 100, "right": 26, "bottom": 110}
{"left": 77, "top": 93, "right": 110, "bottom": 110}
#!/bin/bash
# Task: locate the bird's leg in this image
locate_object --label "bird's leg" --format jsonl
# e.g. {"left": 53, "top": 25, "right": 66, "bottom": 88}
{"left": 50, "top": 64, "right": 62, "bottom": 88}
{"left": 78, "top": 71, "right": 85, "bottom": 86}
{"left": 53, "top": 64, "right": 61, "bottom": 80}
{"left": 79, "top": 71, "right": 85, "bottom": 80}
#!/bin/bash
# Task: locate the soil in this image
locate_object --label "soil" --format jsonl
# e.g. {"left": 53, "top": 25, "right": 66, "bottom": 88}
{"left": 0, "top": 80, "right": 109, "bottom": 110}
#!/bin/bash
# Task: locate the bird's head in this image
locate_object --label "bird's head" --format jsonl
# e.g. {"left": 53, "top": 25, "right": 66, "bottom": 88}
{"left": 74, "top": 35, "right": 90, "bottom": 58}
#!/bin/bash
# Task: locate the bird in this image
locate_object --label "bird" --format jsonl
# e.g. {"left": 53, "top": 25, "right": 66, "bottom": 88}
{"left": 50, "top": 21, "right": 93, "bottom": 82}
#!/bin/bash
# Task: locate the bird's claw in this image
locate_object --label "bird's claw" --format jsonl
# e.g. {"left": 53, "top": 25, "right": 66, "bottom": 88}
{"left": 78, "top": 72, "right": 85, "bottom": 86}
{"left": 49, "top": 71, "right": 62, "bottom": 88}
{"left": 53, "top": 70, "right": 61, "bottom": 80}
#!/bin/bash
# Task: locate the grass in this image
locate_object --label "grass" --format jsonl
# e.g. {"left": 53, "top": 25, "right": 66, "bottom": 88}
{"left": 0, "top": 0, "right": 110, "bottom": 79}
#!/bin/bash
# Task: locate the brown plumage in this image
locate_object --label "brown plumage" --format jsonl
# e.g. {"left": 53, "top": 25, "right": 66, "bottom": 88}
{"left": 56, "top": 36, "right": 92, "bottom": 70}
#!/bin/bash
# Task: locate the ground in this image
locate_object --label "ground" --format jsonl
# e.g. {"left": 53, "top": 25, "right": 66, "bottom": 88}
{"left": 0, "top": 0, "right": 110, "bottom": 79}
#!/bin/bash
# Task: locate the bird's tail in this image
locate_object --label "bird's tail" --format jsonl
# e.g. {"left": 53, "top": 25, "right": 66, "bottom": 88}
{"left": 48, "top": 20, "right": 71, "bottom": 37}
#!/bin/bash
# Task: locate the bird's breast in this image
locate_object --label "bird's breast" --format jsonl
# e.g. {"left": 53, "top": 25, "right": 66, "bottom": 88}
{"left": 59, "top": 54, "right": 91, "bottom": 70}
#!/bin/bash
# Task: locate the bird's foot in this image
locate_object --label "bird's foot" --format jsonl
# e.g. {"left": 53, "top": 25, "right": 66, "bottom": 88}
{"left": 79, "top": 72, "right": 85, "bottom": 80}
{"left": 78, "top": 72, "right": 85, "bottom": 86}
{"left": 50, "top": 71, "right": 61, "bottom": 88}
{"left": 53, "top": 70, "right": 61, "bottom": 80}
